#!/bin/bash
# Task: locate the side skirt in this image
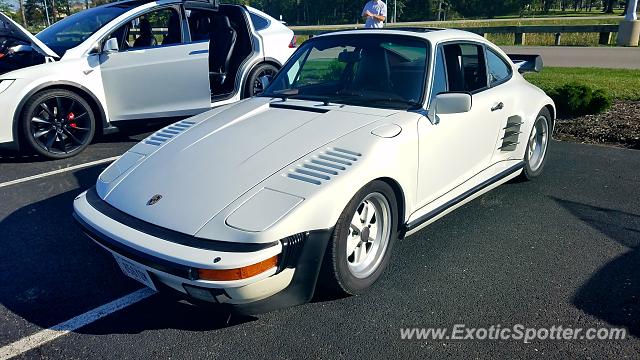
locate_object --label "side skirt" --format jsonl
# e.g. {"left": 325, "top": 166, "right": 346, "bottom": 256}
{"left": 401, "top": 161, "right": 524, "bottom": 238}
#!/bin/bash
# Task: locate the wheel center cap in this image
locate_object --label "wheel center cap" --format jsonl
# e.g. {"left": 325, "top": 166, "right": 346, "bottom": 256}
{"left": 360, "top": 227, "right": 370, "bottom": 242}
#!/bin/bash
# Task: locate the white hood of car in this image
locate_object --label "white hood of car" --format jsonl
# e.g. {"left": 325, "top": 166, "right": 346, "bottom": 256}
{"left": 0, "top": 12, "right": 59, "bottom": 59}
{"left": 103, "top": 98, "right": 397, "bottom": 236}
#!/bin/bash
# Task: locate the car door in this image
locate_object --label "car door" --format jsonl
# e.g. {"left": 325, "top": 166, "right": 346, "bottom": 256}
{"left": 99, "top": 5, "right": 211, "bottom": 121}
{"left": 416, "top": 42, "right": 505, "bottom": 208}
{"left": 483, "top": 47, "right": 521, "bottom": 163}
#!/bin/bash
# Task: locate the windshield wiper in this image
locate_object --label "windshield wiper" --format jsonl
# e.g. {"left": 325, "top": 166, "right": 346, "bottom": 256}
{"left": 364, "top": 97, "right": 423, "bottom": 109}
{"left": 270, "top": 88, "right": 299, "bottom": 101}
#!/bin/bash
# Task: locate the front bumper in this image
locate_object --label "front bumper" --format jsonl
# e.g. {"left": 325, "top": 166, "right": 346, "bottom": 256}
{"left": 73, "top": 187, "right": 332, "bottom": 314}
{"left": 0, "top": 78, "right": 28, "bottom": 150}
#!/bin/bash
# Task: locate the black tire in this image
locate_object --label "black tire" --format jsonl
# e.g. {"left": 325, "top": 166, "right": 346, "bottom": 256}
{"left": 318, "top": 180, "right": 399, "bottom": 296}
{"left": 243, "top": 63, "right": 279, "bottom": 98}
{"left": 21, "top": 89, "right": 96, "bottom": 159}
{"left": 519, "top": 107, "right": 551, "bottom": 181}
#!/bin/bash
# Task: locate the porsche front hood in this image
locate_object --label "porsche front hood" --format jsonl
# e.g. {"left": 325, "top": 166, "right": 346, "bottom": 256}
{"left": 103, "top": 98, "right": 394, "bottom": 236}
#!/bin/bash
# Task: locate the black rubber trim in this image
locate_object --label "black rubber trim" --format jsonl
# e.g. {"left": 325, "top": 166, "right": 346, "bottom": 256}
{"left": 84, "top": 187, "right": 278, "bottom": 253}
{"left": 231, "top": 229, "right": 333, "bottom": 315}
{"left": 74, "top": 213, "right": 196, "bottom": 280}
{"left": 403, "top": 162, "right": 524, "bottom": 234}
{"left": 269, "top": 102, "right": 330, "bottom": 113}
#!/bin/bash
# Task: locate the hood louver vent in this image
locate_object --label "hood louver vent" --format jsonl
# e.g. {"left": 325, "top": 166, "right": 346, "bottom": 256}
{"left": 286, "top": 148, "right": 361, "bottom": 185}
{"left": 144, "top": 120, "right": 196, "bottom": 146}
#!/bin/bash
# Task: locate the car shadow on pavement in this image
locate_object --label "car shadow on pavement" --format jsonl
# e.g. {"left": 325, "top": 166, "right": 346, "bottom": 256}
{"left": 552, "top": 197, "right": 640, "bottom": 337}
{"left": 77, "top": 295, "right": 257, "bottom": 336}
{"left": 0, "top": 166, "right": 255, "bottom": 339}
{"left": 0, "top": 150, "right": 49, "bottom": 163}
{"left": 0, "top": 122, "right": 167, "bottom": 164}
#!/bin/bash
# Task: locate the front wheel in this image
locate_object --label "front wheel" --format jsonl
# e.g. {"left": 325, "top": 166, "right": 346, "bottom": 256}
{"left": 318, "top": 180, "right": 398, "bottom": 296}
{"left": 243, "top": 63, "right": 279, "bottom": 98}
{"left": 21, "top": 89, "right": 96, "bottom": 159}
{"left": 519, "top": 108, "right": 551, "bottom": 181}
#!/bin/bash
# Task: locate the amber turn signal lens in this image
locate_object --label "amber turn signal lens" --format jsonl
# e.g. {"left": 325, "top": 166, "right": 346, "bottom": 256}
{"left": 197, "top": 255, "right": 278, "bottom": 281}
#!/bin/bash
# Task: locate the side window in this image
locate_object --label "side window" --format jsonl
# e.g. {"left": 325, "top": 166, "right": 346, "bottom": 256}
{"left": 429, "top": 46, "right": 448, "bottom": 105}
{"left": 442, "top": 43, "right": 487, "bottom": 93}
{"left": 487, "top": 49, "right": 512, "bottom": 86}
{"left": 119, "top": 8, "right": 182, "bottom": 51}
{"left": 249, "top": 12, "right": 269, "bottom": 31}
{"left": 186, "top": 9, "right": 212, "bottom": 42}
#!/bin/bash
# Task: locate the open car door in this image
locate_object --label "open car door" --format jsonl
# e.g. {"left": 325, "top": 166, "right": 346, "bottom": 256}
{"left": 184, "top": 0, "right": 219, "bottom": 10}
{"left": 99, "top": 0, "right": 218, "bottom": 122}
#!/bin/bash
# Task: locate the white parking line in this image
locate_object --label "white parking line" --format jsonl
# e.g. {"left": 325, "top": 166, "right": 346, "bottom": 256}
{"left": 0, "top": 156, "right": 119, "bottom": 189}
{"left": 0, "top": 288, "right": 155, "bottom": 360}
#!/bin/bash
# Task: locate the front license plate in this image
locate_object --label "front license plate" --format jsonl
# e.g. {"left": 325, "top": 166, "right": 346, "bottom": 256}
{"left": 113, "top": 254, "right": 157, "bottom": 291}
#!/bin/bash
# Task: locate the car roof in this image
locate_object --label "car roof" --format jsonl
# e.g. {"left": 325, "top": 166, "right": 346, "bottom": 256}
{"left": 317, "top": 27, "right": 487, "bottom": 44}
{"left": 98, "top": 0, "right": 157, "bottom": 9}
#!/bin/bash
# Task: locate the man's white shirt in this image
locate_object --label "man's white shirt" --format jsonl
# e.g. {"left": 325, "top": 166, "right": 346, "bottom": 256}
{"left": 362, "top": 0, "right": 387, "bottom": 28}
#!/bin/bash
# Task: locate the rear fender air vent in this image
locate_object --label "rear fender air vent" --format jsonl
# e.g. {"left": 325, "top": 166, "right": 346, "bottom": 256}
{"left": 144, "top": 120, "right": 195, "bottom": 146}
{"left": 285, "top": 148, "right": 362, "bottom": 186}
{"left": 500, "top": 116, "right": 523, "bottom": 152}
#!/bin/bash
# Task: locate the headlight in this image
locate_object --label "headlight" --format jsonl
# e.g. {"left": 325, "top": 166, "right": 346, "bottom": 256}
{"left": 225, "top": 188, "right": 303, "bottom": 232}
{"left": 0, "top": 80, "right": 15, "bottom": 94}
{"left": 96, "top": 151, "right": 145, "bottom": 197}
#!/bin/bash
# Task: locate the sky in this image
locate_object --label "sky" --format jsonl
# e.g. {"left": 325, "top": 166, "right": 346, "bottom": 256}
{"left": 5, "top": 0, "right": 18, "bottom": 10}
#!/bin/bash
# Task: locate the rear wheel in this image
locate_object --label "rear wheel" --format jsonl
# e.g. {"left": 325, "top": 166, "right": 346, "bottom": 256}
{"left": 21, "top": 89, "right": 96, "bottom": 159}
{"left": 519, "top": 108, "right": 551, "bottom": 180}
{"left": 319, "top": 180, "right": 398, "bottom": 295}
{"left": 243, "top": 63, "right": 279, "bottom": 98}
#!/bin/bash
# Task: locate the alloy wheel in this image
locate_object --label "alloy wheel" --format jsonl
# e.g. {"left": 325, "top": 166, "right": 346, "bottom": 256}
{"left": 527, "top": 114, "right": 550, "bottom": 172}
{"left": 252, "top": 67, "right": 278, "bottom": 95}
{"left": 346, "top": 192, "right": 392, "bottom": 279}
{"left": 29, "top": 96, "right": 93, "bottom": 155}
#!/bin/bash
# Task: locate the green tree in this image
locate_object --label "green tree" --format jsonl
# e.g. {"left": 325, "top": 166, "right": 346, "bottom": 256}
{"left": 449, "top": 0, "right": 533, "bottom": 18}
{"left": 24, "top": 0, "right": 43, "bottom": 26}
{"left": 0, "top": 0, "right": 13, "bottom": 13}
{"left": 604, "top": 0, "right": 616, "bottom": 13}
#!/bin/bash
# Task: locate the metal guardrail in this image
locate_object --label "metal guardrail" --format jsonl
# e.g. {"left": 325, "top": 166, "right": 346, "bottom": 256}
{"left": 293, "top": 24, "right": 620, "bottom": 46}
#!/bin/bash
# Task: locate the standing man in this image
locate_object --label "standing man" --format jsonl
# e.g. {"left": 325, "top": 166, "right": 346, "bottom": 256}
{"left": 361, "top": 0, "right": 387, "bottom": 28}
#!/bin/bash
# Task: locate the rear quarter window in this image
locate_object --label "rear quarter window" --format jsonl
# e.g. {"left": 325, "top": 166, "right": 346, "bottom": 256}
{"left": 250, "top": 12, "right": 270, "bottom": 31}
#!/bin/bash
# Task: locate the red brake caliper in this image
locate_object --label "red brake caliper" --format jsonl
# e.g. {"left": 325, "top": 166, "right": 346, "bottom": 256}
{"left": 67, "top": 112, "right": 77, "bottom": 128}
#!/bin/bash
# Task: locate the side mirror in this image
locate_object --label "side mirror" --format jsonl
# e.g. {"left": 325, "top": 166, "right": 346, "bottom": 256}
{"left": 257, "top": 75, "right": 272, "bottom": 93}
{"left": 102, "top": 38, "right": 119, "bottom": 53}
{"left": 428, "top": 92, "right": 472, "bottom": 124}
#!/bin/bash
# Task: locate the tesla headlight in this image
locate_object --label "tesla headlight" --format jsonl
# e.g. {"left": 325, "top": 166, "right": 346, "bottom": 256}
{"left": 0, "top": 80, "right": 15, "bottom": 94}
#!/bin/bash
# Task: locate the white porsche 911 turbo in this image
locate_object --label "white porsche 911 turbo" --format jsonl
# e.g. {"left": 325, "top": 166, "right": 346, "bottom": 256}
{"left": 0, "top": 0, "right": 294, "bottom": 158}
{"left": 74, "top": 28, "right": 554, "bottom": 313}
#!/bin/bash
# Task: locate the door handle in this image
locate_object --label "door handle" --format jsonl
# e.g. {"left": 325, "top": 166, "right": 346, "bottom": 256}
{"left": 491, "top": 102, "right": 504, "bottom": 112}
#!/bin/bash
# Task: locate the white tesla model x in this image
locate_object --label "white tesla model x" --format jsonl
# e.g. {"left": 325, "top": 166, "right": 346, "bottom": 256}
{"left": 0, "top": 0, "right": 294, "bottom": 158}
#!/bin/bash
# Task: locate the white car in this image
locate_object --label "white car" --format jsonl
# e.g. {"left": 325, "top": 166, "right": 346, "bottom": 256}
{"left": 73, "top": 28, "right": 555, "bottom": 313}
{"left": 0, "top": 0, "right": 294, "bottom": 158}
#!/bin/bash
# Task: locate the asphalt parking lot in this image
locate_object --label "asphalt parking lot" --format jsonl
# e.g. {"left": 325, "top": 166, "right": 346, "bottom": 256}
{"left": 1, "top": 134, "right": 639, "bottom": 359}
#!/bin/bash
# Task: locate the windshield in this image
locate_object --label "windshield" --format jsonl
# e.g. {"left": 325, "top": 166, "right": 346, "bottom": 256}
{"left": 261, "top": 34, "right": 429, "bottom": 110}
{"left": 35, "top": 4, "right": 133, "bottom": 56}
